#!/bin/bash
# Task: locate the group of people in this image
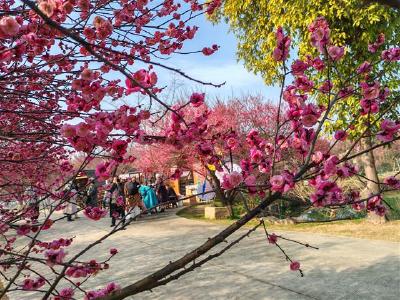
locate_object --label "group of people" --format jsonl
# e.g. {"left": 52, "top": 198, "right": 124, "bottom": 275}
{"left": 63, "top": 175, "right": 179, "bottom": 227}
{"left": 104, "top": 176, "right": 179, "bottom": 227}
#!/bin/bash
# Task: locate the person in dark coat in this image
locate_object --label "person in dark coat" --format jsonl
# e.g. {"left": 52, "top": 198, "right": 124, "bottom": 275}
{"left": 109, "top": 177, "right": 126, "bottom": 228}
{"left": 155, "top": 175, "right": 168, "bottom": 211}
{"left": 125, "top": 176, "right": 143, "bottom": 211}
{"left": 86, "top": 178, "right": 98, "bottom": 207}
{"left": 166, "top": 185, "right": 179, "bottom": 208}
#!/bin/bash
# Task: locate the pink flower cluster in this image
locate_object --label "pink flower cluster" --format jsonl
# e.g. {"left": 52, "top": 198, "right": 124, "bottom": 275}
{"left": 270, "top": 171, "right": 295, "bottom": 193}
{"left": 366, "top": 195, "right": 386, "bottom": 216}
{"left": 36, "top": 238, "right": 73, "bottom": 251}
{"left": 309, "top": 177, "right": 343, "bottom": 207}
{"left": 273, "top": 27, "right": 291, "bottom": 61}
{"left": 22, "top": 277, "right": 45, "bottom": 291}
{"left": 222, "top": 171, "right": 243, "bottom": 190}
{"left": 268, "top": 233, "right": 278, "bottom": 244}
{"left": 44, "top": 248, "right": 67, "bottom": 267}
{"left": 53, "top": 287, "right": 74, "bottom": 300}
{"left": 377, "top": 120, "right": 400, "bottom": 142}
{"left": 368, "top": 33, "right": 385, "bottom": 53}
{"left": 202, "top": 44, "right": 219, "bottom": 56}
{"left": 66, "top": 260, "right": 104, "bottom": 278}
{"left": 85, "top": 282, "right": 120, "bottom": 300}
{"left": 125, "top": 69, "right": 158, "bottom": 95}
{"left": 0, "top": 16, "right": 20, "bottom": 37}
{"left": 384, "top": 176, "right": 400, "bottom": 189}
{"left": 83, "top": 207, "right": 107, "bottom": 221}
{"left": 190, "top": 92, "right": 205, "bottom": 107}
{"left": 290, "top": 261, "right": 300, "bottom": 271}
{"left": 309, "top": 17, "right": 330, "bottom": 52}
{"left": 381, "top": 47, "right": 400, "bottom": 61}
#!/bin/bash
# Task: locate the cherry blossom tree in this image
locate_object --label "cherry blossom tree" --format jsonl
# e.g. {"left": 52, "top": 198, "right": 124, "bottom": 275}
{"left": 0, "top": 1, "right": 399, "bottom": 300}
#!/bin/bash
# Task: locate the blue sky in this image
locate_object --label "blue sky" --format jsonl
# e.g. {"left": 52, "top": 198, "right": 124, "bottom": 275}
{"left": 152, "top": 15, "right": 281, "bottom": 103}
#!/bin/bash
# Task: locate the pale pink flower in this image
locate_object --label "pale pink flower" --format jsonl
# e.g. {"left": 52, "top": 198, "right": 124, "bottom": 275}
{"left": 0, "top": 17, "right": 20, "bottom": 36}
{"left": 270, "top": 175, "right": 284, "bottom": 191}
{"left": 60, "top": 124, "right": 77, "bottom": 138}
{"left": 327, "top": 46, "right": 344, "bottom": 61}
{"left": 250, "top": 148, "right": 263, "bottom": 163}
{"left": 290, "top": 261, "right": 300, "bottom": 271}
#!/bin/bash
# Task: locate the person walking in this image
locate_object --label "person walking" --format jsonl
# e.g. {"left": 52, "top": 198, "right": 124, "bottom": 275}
{"left": 155, "top": 175, "right": 168, "bottom": 211}
{"left": 109, "top": 177, "right": 126, "bottom": 228}
{"left": 63, "top": 182, "right": 78, "bottom": 222}
{"left": 125, "top": 176, "right": 143, "bottom": 211}
{"left": 86, "top": 178, "right": 98, "bottom": 207}
{"left": 166, "top": 185, "right": 179, "bottom": 208}
{"left": 138, "top": 184, "right": 158, "bottom": 214}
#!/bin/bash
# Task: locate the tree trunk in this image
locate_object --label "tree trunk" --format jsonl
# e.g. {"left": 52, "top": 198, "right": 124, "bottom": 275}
{"left": 362, "top": 137, "right": 386, "bottom": 224}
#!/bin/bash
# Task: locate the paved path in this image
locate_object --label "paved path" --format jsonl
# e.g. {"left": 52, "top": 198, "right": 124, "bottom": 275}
{"left": 6, "top": 209, "right": 400, "bottom": 300}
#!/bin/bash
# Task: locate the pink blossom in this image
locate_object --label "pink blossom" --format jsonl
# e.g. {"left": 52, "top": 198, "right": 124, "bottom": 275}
{"left": 17, "top": 224, "right": 31, "bottom": 236}
{"left": 301, "top": 104, "right": 321, "bottom": 127}
{"left": 45, "top": 249, "right": 67, "bottom": 267}
{"left": 361, "top": 81, "right": 380, "bottom": 100}
{"left": 268, "top": 233, "right": 278, "bottom": 244}
{"left": 76, "top": 122, "right": 91, "bottom": 137}
{"left": 309, "top": 17, "right": 330, "bottom": 52}
{"left": 58, "top": 287, "right": 74, "bottom": 300}
{"left": 222, "top": 171, "right": 243, "bottom": 190}
{"left": 368, "top": 33, "right": 385, "bottom": 53}
{"left": 319, "top": 80, "right": 332, "bottom": 94}
{"left": 357, "top": 61, "right": 372, "bottom": 74}
{"left": 250, "top": 148, "right": 263, "bottom": 163}
{"left": 384, "top": 176, "right": 400, "bottom": 189}
{"left": 310, "top": 177, "right": 343, "bottom": 207}
{"left": 312, "top": 151, "right": 324, "bottom": 164}
{"left": 226, "top": 137, "right": 238, "bottom": 150}
{"left": 323, "top": 155, "right": 339, "bottom": 176}
{"left": 352, "top": 202, "right": 365, "bottom": 211}
{"left": 38, "top": 1, "right": 55, "bottom": 17}
{"left": 22, "top": 277, "right": 45, "bottom": 291}
{"left": 60, "top": 124, "right": 77, "bottom": 138}
{"left": 95, "top": 162, "right": 110, "bottom": 179}
{"left": 0, "top": 17, "right": 20, "bottom": 36}
{"left": 360, "top": 98, "right": 379, "bottom": 115}
{"left": 270, "top": 171, "right": 294, "bottom": 193}
{"left": 381, "top": 48, "right": 400, "bottom": 61}
{"left": 327, "top": 46, "right": 344, "bottom": 61}
{"left": 84, "top": 207, "right": 107, "bottom": 221}
{"left": 190, "top": 92, "right": 205, "bottom": 107}
{"left": 110, "top": 248, "right": 118, "bottom": 255}
{"left": 377, "top": 120, "right": 400, "bottom": 142}
{"left": 202, "top": 46, "right": 218, "bottom": 56}
{"left": 290, "top": 261, "right": 300, "bottom": 271}
{"left": 270, "top": 175, "right": 285, "bottom": 191}
{"left": 295, "top": 75, "right": 314, "bottom": 92}
{"left": 334, "top": 130, "right": 347, "bottom": 141}
{"left": 244, "top": 175, "right": 257, "bottom": 193}
{"left": 229, "top": 171, "right": 243, "bottom": 187}
{"left": 291, "top": 60, "right": 309, "bottom": 75}
{"left": 273, "top": 27, "right": 291, "bottom": 61}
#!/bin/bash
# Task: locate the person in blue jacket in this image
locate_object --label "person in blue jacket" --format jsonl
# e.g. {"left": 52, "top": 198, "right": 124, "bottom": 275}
{"left": 139, "top": 184, "right": 158, "bottom": 214}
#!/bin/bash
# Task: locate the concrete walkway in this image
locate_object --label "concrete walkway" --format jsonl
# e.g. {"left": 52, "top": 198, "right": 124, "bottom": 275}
{"left": 6, "top": 209, "right": 400, "bottom": 300}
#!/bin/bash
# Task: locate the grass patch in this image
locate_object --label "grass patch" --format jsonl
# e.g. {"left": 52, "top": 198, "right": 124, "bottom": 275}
{"left": 177, "top": 205, "right": 400, "bottom": 242}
